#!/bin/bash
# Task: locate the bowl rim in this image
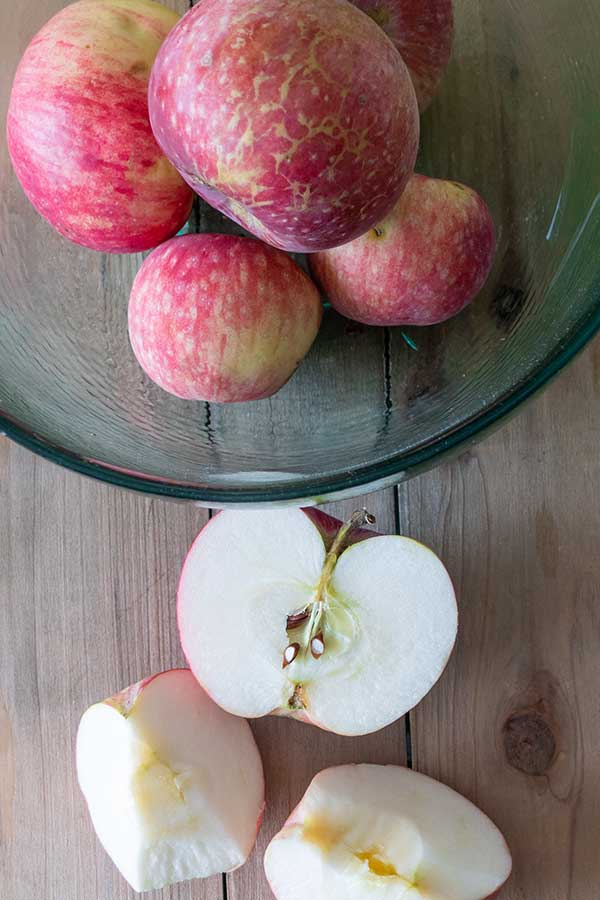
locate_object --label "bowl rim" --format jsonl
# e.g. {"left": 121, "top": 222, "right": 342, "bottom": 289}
{"left": 2, "top": 299, "right": 599, "bottom": 504}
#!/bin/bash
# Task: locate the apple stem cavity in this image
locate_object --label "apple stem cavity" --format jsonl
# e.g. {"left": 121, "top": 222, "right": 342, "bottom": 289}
{"left": 282, "top": 509, "right": 375, "bottom": 670}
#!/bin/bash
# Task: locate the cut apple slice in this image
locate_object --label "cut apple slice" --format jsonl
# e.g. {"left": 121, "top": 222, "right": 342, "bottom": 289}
{"left": 76, "top": 669, "right": 264, "bottom": 893}
{"left": 264, "top": 764, "right": 512, "bottom": 900}
{"left": 178, "top": 508, "right": 457, "bottom": 736}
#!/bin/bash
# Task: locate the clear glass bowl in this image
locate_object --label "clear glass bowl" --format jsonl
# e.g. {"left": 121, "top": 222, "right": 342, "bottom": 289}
{"left": 2, "top": 0, "right": 599, "bottom": 506}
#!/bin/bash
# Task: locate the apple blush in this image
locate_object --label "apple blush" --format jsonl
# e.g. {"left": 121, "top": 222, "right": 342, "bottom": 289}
{"left": 265, "top": 764, "right": 512, "bottom": 900}
{"left": 351, "top": 0, "right": 454, "bottom": 111}
{"left": 128, "top": 233, "right": 322, "bottom": 402}
{"left": 311, "top": 173, "right": 496, "bottom": 327}
{"left": 148, "top": 0, "right": 419, "bottom": 252}
{"left": 7, "top": 0, "right": 193, "bottom": 253}
{"left": 76, "top": 669, "right": 265, "bottom": 893}
{"left": 177, "top": 508, "right": 457, "bottom": 736}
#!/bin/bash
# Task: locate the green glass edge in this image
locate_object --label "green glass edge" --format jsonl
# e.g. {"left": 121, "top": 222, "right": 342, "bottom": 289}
{"left": 2, "top": 295, "right": 599, "bottom": 505}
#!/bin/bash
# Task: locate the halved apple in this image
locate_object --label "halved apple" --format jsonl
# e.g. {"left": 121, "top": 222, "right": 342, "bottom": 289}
{"left": 178, "top": 509, "right": 457, "bottom": 736}
{"left": 264, "top": 764, "right": 512, "bottom": 900}
{"left": 76, "top": 669, "right": 264, "bottom": 893}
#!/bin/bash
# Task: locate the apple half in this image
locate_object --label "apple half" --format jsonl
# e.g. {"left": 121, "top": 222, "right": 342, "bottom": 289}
{"left": 264, "top": 764, "right": 512, "bottom": 900}
{"left": 178, "top": 509, "right": 457, "bottom": 736}
{"left": 76, "top": 669, "right": 264, "bottom": 893}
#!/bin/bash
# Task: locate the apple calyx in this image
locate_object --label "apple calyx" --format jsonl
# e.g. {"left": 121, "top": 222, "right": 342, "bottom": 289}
{"left": 282, "top": 509, "right": 376, "bottom": 678}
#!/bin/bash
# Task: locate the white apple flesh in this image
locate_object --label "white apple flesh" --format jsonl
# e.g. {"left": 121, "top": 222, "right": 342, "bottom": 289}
{"left": 76, "top": 669, "right": 265, "bottom": 893}
{"left": 178, "top": 509, "right": 457, "bottom": 736}
{"left": 264, "top": 764, "right": 512, "bottom": 900}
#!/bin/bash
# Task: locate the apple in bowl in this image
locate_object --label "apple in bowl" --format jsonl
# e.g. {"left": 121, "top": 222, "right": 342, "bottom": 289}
{"left": 128, "top": 233, "right": 322, "bottom": 402}
{"left": 178, "top": 508, "right": 457, "bottom": 736}
{"left": 351, "top": 0, "right": 454, "bottom": 111}
{"left": 311, "top": 174, "right": 496, "bottom": 327}
{"left": 76, "top": 669, "right": 264, "bottom": 892}
{"left": 7, "top": 0, "right": 193, "bottom": 253}
{"left": 148, "top": 0, "right": 419, "bottom": 252}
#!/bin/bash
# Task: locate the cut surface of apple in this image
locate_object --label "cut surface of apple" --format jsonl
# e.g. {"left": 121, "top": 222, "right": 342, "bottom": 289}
{"left": 178, "top": 509, "right": 457, "bottom": 736}
{"left": 76, "top": 669, "right": 264, "bottom": 893}
{"left": 264, "top": 764, "right": 512, "bottom": 900}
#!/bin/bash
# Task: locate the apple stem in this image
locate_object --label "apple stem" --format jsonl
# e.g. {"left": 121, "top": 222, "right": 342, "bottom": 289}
{"left": 282, "top": 509, "right": 374, "bottom": 669}
{"left": 318, "top": 508, "right": 375, "bottom": 592}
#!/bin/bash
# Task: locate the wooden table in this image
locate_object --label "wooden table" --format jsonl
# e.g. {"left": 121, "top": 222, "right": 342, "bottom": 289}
{"left": 2, "top": 328, "right": 599, "bottom": 900}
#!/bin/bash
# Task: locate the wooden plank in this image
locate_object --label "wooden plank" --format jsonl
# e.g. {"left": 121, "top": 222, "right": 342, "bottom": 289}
{"left": 226, "top": 488, "right": 408, "bottom": 900}
{"left": 0, "top": 439, "right": 218, "bottom": 900}
{"left": 397, "top": 334, "right": 600, "bottom": 899}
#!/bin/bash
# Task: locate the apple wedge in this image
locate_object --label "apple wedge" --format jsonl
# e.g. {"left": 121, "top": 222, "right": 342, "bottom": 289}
{"left": 178, "top": 509, "right": 457, "bottom": 736}
{"left": 264, "top": 764, "right": 512, "bottom": 900}
{"left": 76, "top": 669, "right": 265, "bottom": 893}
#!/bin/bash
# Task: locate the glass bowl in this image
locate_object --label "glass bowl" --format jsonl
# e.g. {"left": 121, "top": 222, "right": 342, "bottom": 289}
{"left": 2, "top": 0, "right": 599, "bottom": 506}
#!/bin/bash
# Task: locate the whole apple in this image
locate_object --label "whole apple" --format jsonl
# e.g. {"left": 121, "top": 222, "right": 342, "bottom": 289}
{"left": 350, "top": 0, "right": 453, "bottom": 111}
{"left": 310, "top": 173, "right": 496, "bottom": 326}
{"left": 128, "top": 234, "right": 323, "bottom": 402}
{"left": 7, "top": 0, "right": 193, "bottom": 253}
{"left": 148, "top": 0, "right": 419, "bottom": 252}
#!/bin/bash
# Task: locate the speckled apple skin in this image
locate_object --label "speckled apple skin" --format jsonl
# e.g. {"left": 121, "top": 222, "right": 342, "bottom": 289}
{"left": 128, "top": 234, "right": 323, "bottom": 403}
{"left": 148, "top": 0, "right": 419, "bottom": 253}
{"left": 7, "top": 0, "right": 193, "bottom": 253}
{"left": 310, "top": 174, "right": 496, "bottom": 327}
{"left": 351, "top": 0, "right": 453, "bottom": 111}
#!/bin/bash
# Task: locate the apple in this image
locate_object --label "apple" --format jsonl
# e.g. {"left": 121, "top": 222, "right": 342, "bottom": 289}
{"left": 310, "top": 173, "right": 496, "bottom": 326}
{"left": 7, "top": 0, "right": 193, "bottom": 253}
{"left": 148, "top": 0, "right": 419, "bottom": 253}
{"left": 264, "top": 764, "right": 512, "bottom": 900}
{"left": 128, "top": 233, "right": 322, "bottom": 402}
{"left": 76, "top": 669, "right": 265, "bottom": 893}
{"left": 177, "top": 508, "right": 457, "bottom": 736}
{"left": 351, "top": 0, "right": 453, "bottom": 111}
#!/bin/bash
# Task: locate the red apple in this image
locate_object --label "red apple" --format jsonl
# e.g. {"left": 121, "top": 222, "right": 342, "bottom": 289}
{"left": 310, "top": 173, "right": 496, "bottom": 327}
{"left": 7, "top": 0, "right": 193, "bottom": 253}
{"left": 128, "top": 234, "right": 323, "bottom": 402}
{"left": 351, "top": 0, "right": 453, "bottom": 111}
{"left": 148, "top": 0, "right": 419, "bottom": 253}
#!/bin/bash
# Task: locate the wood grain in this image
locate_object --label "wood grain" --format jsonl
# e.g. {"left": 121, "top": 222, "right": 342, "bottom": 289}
{"left": 0, "top": 441, "right": 216, "bottom": 900}
{"left": 397, "top": 333, "right": 600, "bottom": 900}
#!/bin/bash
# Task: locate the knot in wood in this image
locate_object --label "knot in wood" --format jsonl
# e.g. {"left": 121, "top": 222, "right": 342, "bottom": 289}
{"left": 503, "top": 712, "right": 556, "bottom": 776}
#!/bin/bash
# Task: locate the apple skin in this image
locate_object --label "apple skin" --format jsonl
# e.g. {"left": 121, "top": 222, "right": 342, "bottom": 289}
{"left": 310, "top": 173, "right": 496, "bottom": 327}
{"left": 350, "top": 0, "right": 453, "bottom": 111}
{"left": 148, "top": 0, "right": 419, "bottom": 253}
{"left": 7, "top": 0, "right": 193, "bottom": 253}
{"left": 128, "top": 234, "right": 323, "bottom": 402}
{"left": 302, "top": 508, "right": 380, "bottom": 550}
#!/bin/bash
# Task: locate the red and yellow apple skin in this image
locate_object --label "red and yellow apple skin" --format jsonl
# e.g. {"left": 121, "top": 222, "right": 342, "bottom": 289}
{"left": 128, "top": 234, "right": 323, "bottom": 403}
{"left": 351, "top": 0, "right": 453, "bottom": 111}
{"left": 7, "top": 0, "right": 193, "bottom": 253}
{"left": 311, "top": 173, "right": 496, "bottom": 327}
{"left": 148, "top": 0, "right": 419, "bottom": 253}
